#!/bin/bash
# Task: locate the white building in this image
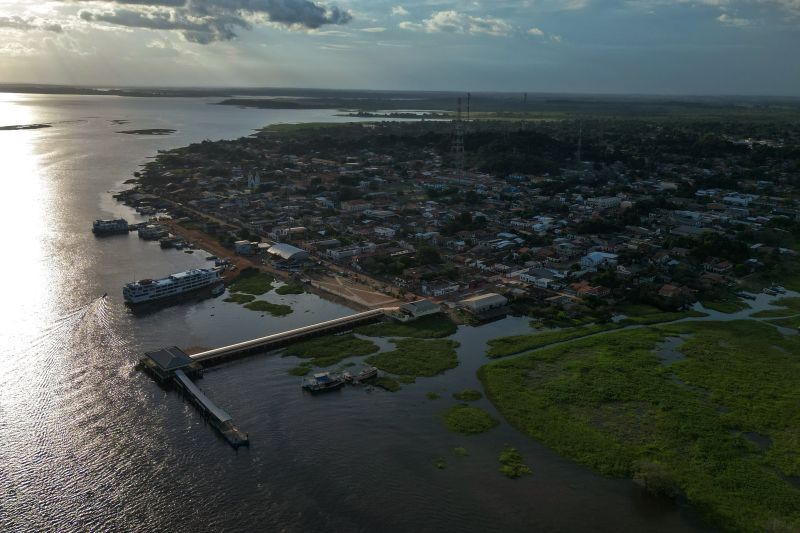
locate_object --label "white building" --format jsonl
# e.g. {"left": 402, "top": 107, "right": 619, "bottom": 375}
{"left": 459, "top": 293, "right": 508, "bottom": 314}
{"left": 580, "top": 252, "right": 619, "bottom": 270}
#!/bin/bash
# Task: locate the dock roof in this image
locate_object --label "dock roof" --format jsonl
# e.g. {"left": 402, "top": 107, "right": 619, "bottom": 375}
{"left": 145, "top": 346, "right": 194, "bottom": 372}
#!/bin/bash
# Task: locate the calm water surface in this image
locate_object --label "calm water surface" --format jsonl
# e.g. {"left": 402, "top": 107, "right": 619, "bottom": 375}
{"left": 0, "top": 94, "right": 706, "bottom": 532}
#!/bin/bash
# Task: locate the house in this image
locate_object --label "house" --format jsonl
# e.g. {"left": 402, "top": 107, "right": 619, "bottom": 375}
{"left": 234, "top": 240, "right": 256, "bottom": 256}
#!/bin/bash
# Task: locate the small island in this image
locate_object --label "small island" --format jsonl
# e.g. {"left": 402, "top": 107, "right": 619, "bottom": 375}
{"left": 116, "top": 128, "right": 176, "bottom": 135}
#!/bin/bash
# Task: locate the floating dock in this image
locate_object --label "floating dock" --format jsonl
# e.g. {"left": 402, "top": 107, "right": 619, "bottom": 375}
{"left": 141, "top": 346, "right": 248, "bottom": 449}
{"left": 141, "top": 308, "right": 395, "bottom": 448}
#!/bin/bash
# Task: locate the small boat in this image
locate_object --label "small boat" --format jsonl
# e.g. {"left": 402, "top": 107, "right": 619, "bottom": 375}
{"left": 763, "top": 288, "right": 778, "bottom": 296}
{"left": 302, "top": 372, "right": 345, "bottom": 393}
{"left": 352, "top": 366, "right": 378, "bottom": 384}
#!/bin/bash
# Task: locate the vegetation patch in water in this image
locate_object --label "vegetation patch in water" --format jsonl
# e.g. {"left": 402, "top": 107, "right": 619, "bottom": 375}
{"left": 356, "top": 314, "right": 457, "bottom": 339}
{"left": 284, "top": 334, "right": 379, "bottom": 367}
{"left": 479, "top": 320, "right": 800, "bottom": 531}
{"left": 499, "top": 447, "right": 532, "bottom": 479}
{"left": 453, "top": 389, "right": 483, "bottom": 401}
{"left": 288, "top": 364, "right": 312, "bottom": 376}
{"left": 397, "top": 375, "right": 417, "bottom": 384}
{"left": 229, "top": 270, "right": 275, "bottom": 295}
{"left": 453, "top": 446, "right": 469, "bottom": 457}
{"left": 374, "top": 377, "right": 401, "bottom": 392}
{"left": 275, "top": 282, "right": 305, "bottom": 295}
{"left": 426, "top": 392, "right": 441, "bottom": 400}
{"left": 224, "top": 293, "right": 255, "bottom": 304}
{"left": 243, "top": 300, "right": 292, "bottom": 316}
{"left": 435, "top": 457, "right": 446, "bottom": 470}
{"left": 487, "top": 323, "right": 623, "bottom": 358}
{"left": 442, "top": 405, "right": 499, "bottom": 435}
{"left": 699, "top": 295, "right": 750, "bottom": 314}
{"left": 365, "top": 338, "right": 459, "bottom": 377}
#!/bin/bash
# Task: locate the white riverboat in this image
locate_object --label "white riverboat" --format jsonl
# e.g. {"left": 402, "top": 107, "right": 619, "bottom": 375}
{"left": 123, "top": 268, "right": 223, "bottom": 305}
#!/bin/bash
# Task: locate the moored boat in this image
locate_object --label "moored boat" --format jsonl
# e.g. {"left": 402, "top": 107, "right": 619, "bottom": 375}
{"left": 123, "top": 268, "right": 222, "bottom": 306}
{"left": 92, "top": 218, "right": 129, "bottom": 235}
{"left": 302, "top": 372, "right": 345, "bottom": 393}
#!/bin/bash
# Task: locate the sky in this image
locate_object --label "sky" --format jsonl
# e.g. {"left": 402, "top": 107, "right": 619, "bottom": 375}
{"left": 0, "top": 0, "right": 799, "bottom": 95}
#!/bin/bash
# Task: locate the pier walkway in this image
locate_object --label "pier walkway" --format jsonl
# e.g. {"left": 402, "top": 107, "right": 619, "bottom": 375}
{"left": 173, "top": 369, "right": 248, "bottom": 448}
{"left": 190, "top": 307, "right": 394, "bottom": 366}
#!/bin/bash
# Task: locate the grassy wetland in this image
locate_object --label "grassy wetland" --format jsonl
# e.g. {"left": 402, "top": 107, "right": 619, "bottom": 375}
{"left": 478, "top": 319, "right": 800, "bottom": 531}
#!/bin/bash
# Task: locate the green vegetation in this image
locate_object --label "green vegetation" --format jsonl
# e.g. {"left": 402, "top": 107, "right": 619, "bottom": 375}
{"left": 283, "top": 333, "right": 379, "bottom": 367}
{"left": 275, "top": 282, "right": 305, "bottom": 295}
{"left": 288, "top": 363, "right": 312, "bottom": 376}
{"left": 442, "top": 405, "right": 499, "bottom": 435}
{"left": 374, "top": 376, "right": 401, "bottom": 392}
{"left": 397, "top": 375, "right": 417, "bottom": 384}
{"left": 229, "top": 270, "right": 275, "bottom": 295}
{"left": 499, "top": 447, "right": 532, "bottom": 479}
{"left": 453, "top": 447, "right": 469, "bottom": 457}
{"left": 479, "top": 320, "right": 800, "bottom": 531}
{"left": 426, "top": 392, "right": 441, "bottom": 400}
{"left": 243, "top": 300, "right": 292, "bottom": 316}
{"left": 356, "top": 314, "right": 457, "bottom": 339}
{"left": 487, "top": 323, "right": 623, "bottom": 358}
{"left": 435, "top": 457, "right": 446, "bottom": 470}
{"left": 767, "top": 316, "right": 800, "bottom": 329}
{"left": 453, "top": 389, "right": 483, "bottom": 402}
{"left": 366, "top": 339, "right": 460, "bottom": 377}
{"left": 223, "top": 293, "right": 255, "bottom": 304}
{"left": 618, "top": 304, "right": 707, "bottom": 325}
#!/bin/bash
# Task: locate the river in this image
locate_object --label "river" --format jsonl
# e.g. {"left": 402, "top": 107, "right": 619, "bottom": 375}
{"left": 0, "top": 93, "right": 707, "bottom": 532}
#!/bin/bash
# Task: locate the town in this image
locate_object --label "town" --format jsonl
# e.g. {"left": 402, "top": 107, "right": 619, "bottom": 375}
{"left": 117, "top": 114, "right": 800, "bottom": 323}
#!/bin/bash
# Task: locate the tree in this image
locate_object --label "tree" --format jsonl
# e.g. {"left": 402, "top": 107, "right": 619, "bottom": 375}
{"left": 417, "top": 245, "right": 442, "bottom": 265}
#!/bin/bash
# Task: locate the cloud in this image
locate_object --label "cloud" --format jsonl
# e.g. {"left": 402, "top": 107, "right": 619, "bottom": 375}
{"left": 0, "top": 16, "right": 63, "bottom": 33}
{"left": 391, "top": 6, "right": 409, "bottom": 17}
{"left": 399, "top": 10, "right": 514, "bottom": 36}
{"left": 527, "top": 26, "right": 544, "bottom": 36}
{"left": 76, "top": 0, "right": 353, "bottom": 43}
{"left": 716, "top": 12, "right": 751, "bottom": 26}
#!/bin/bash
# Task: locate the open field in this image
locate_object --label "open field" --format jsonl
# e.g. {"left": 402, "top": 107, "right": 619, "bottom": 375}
{"left": 479, "top": 320, "right": 800, "bottom": 531}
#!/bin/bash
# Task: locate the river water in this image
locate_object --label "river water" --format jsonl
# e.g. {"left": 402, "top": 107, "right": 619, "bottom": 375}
{"left": 0, "top": 93, "right": 707, "bottom": 532}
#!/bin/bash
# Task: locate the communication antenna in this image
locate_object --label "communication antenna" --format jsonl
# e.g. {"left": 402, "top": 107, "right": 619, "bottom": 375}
{"left": 451, "top": 97, "right": 465, "bottom": 179}
{"left": 466, "top": 92, "right": 471, "bottom": 123}
{"left": 576, "top": 121, "right": 583, "bottom": 163}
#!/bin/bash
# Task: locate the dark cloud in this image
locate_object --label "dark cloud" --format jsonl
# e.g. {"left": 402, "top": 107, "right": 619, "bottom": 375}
{"left": 77, "top": 0, "right": 353, "bottom": 43}
{"left": 0, "top": 16, "right": 63, "bottom": 33}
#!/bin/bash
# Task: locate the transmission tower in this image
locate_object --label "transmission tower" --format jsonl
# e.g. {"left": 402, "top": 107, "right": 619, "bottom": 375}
{"left": 576, "top": 121, "right": 583, "bottom": 163}
{"left": 451, "top": 97, "right": 465, "bottom": 179}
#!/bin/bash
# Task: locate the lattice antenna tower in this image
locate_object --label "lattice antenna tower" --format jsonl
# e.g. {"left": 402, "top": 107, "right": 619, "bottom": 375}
{"left": 576, "top": 121, "right": 583, "bottom": 163}
{"left": 451, "top": 96, "right": 465, "bottom": 178}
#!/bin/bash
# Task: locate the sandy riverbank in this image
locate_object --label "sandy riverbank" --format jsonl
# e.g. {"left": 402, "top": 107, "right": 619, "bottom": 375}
{"left": 163, "top": 219, "right": 403, "bottom": 310}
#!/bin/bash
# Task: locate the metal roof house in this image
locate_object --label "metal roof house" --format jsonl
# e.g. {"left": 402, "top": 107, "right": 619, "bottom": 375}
{"left": 459, "top": 293, "right": 508, "bottom": 315}
{"left": 266, "top": 243, "right": 310, "bottom": 262}
{"left": 398, "top": 300, "right": 442, "bottom": 320}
